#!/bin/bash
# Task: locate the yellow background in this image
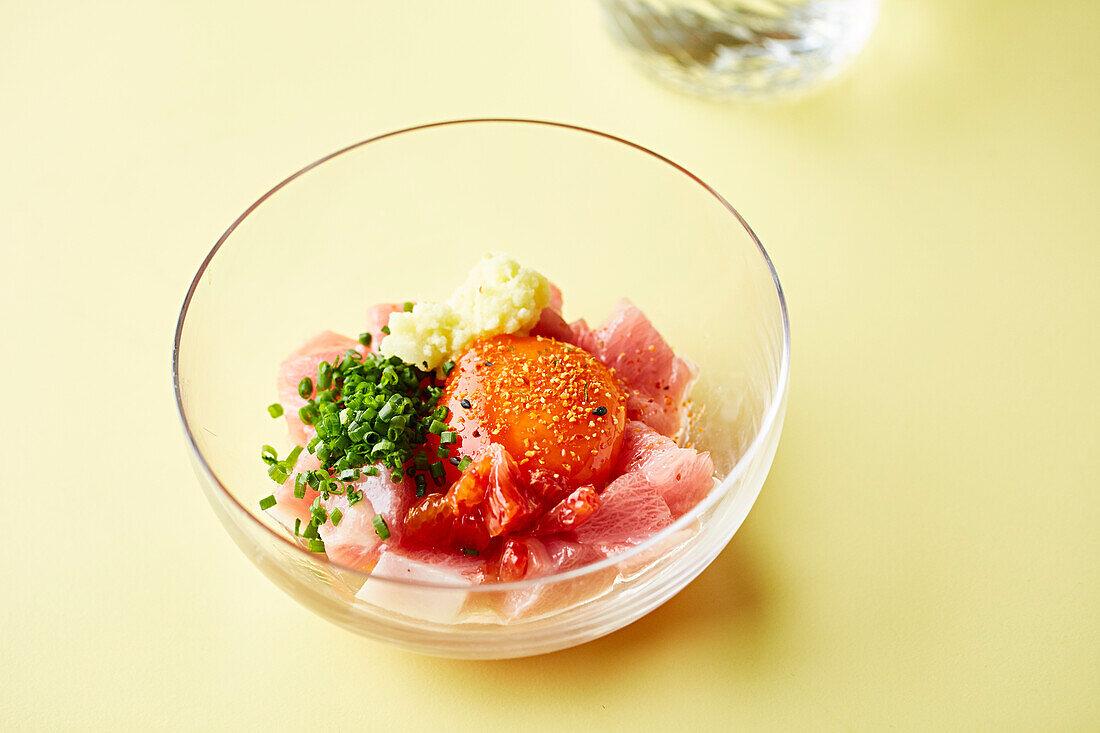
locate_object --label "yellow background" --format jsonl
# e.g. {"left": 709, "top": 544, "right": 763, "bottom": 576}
{"left": 2, "top": 0, "right": 1097, "bottom": 729}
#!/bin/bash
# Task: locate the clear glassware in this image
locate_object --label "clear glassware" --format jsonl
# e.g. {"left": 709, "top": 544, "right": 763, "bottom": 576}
{"left": 173, "top": 119, "right": 789, "bottom": 658}
{"left": 599, "top": 0, "right": 880, "bottom": 98}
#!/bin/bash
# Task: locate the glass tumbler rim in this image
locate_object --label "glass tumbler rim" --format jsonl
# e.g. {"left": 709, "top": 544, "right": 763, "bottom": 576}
{"left": 172, "top": 118, "right": 790, "bottom": 593}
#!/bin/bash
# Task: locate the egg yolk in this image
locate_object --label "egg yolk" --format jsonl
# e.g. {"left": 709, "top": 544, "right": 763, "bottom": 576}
{"left": 440, "top": 334, "right": 627, "bottom": 489}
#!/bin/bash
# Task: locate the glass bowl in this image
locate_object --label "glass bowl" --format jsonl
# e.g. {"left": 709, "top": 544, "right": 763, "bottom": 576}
{"left": 173, "top": 119, "right": 789, "bottom": 658}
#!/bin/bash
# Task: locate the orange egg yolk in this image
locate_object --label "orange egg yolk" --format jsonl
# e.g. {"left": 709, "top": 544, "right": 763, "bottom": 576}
{"left": 440, "top": 334, "right": 627, "bottom": 489}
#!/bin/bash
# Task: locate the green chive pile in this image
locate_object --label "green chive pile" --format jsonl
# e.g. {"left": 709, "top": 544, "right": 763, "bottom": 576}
{"left": 261, "top": 348, "right": 460, "bottom": 552}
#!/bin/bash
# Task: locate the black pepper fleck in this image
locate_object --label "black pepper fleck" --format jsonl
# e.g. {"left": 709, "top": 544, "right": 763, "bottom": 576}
{"left": 592, "top": 406, "right": 608, "bottom": 417}
{"left": 460, "top": 398, "right": 472, "bottom": 409}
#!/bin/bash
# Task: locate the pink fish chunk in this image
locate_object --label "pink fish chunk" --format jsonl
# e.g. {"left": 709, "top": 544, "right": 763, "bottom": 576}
{"left": 319, "top": 492, "right": 381, "bottom": 569}
{"left": 570, "top": 299, "right": 699, "bottom": 440}
{"left": 493, "top": 535, "right": 610, "bottom": 620}
{"left": 319, "top": 471, "right": 416, "bottom": 569}
{"left": 573, "top": 473, "right": 674, "bottom": 554}
{"left": 267, "top": 452, "right": 322, "bottom": 529}
{"left": 356, "top": 547, "right": 485, "bottom": 623}
{"left": 364, "top": 303, "right": 403, "bottom": 353}
{"left": 615, "top": 420, "right": 715, "bottom": 517}
{"left": 276, "top": 331, "right": 362, "bottom": 444}
{"left": 528, "top": 283, "right": 574, "bottom": 342}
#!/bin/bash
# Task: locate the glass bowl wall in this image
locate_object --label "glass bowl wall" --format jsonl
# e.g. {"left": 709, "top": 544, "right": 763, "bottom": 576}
{"left": 174, "top": 120, "right": 789, "bottom": 658}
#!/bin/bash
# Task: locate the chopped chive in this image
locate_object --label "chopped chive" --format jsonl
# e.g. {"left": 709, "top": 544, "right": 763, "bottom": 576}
{"left": 442, "top": 360, "right": 456, "bottom": 375}
{"left": 437, "top": 446, "right": 451, "bottom": 459}
{"left": 372, "top": 514, "right": 391, "bottom": 540}
{"left": 261, "top": 349, "right": 449, "bottom": 512}
{"left": 414, "top": 474, "right": 427, "bottom": 497}
{"left": 258, "top": 495, "right": 277, "bottom": 511}
{"left": 358, "top": 332, "right": 372, "bottom": 347}
{"left": 440, "top": 430, "right": 457, "bottom": 446}
{"left": 298, "top": 377, "right": 313, "bottom": 399}
{"left": 302, "top": 522, "right": 319, "bottom": 539}
{"left": 381, "top": 325, "right": 390, "bottom": 335}
{"left": 462, "top": 548, "right": 478, "bottom": 556}
{"left": 330, "top": 508, "right": 343, "bottom": 527}
{"left": 267, "top": 403, "right": 284, "bottom": 418}
{"left": 293, "top": 518, "right": 301, "bottom": 536}
{"left": 456, "top": 456, "right": 473, "bottom": 472}
{"left": 371, "top": 439, "right": 396, "bottom": 456}
{"left": 317, "top": 362, "right": 333, "bottom": 390}
{"left": 403, "top": 301, "right": 414, "bottom": 312}
{"left": 307, "top": 538, "right": 325, "bottom": 553}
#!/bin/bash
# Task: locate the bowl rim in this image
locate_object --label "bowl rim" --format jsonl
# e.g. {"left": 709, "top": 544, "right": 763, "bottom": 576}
{"left": 173, "top": 118, "right": 790, "bottom": 592}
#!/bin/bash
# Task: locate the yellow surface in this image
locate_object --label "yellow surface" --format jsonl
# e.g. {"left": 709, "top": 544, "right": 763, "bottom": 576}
{"left": 2, "top": 0, "right": 1097, "bottom": 729}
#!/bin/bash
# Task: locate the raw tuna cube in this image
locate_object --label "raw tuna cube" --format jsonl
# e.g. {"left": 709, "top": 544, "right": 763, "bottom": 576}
{"left": 319, "top": 493, "right": 381, "bottom": 569}
{"left": 350, "top": 471, "right": 416, "bottom": 545}
{"left": 363, "top": 303, "right": 403, "bottom": 353}
{"left": 528, "top": 306, "right": 574, "bottom": 342}
{"left": 277, "top": 331, "right": 362, "bottom": 444}
{"left": 573, "top": 473, "right": 674, "bottom": 553}
{"left": 319, "top": 471, "right": 416, "bottom": 569}
{"left": 616, "top": 421, "right": 715, "bottom": 517}
{"left": 356, "top": 548, "right": 483, "bottom": 624}
{"left": 528, "top": 283, "right": 573, "bottom": 342}
{"left": 572, "top": 299, "right": 699, "bottom": 440}
{"left": 267, "top": 452, "right": 322, "bottom": 529}
{"left": 494, "top": 536, "right": 612, "bottom": 621}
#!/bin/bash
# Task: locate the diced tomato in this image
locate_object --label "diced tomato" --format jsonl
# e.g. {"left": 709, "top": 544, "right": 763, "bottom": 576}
{"left": 449, "top": 459, "right": 489, "bottom": 512}
{"left": 497, "top": 538, "right": 530, "bottom": 582}
{"left": 479, "top": 446, "right": 538, "bottom": 536}
{"left": 533, "top": 485, "right": 602, "bottom": 535}
{"left": 404, "top": 444, "right": 539, "bottom": 553}
{"left": 404, "top": 493, "right": 492, "bottom": 553}
{"left": 496, "top": 537, "right": 553, "bottom": 582}
{"left": 524, "top": 468, "right": 572, "bottom": 507}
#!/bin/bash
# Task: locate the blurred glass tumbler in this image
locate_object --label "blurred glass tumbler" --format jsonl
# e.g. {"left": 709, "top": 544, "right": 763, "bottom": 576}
{"left": 599, "top": 0, "right": 880, "bottom": 98}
